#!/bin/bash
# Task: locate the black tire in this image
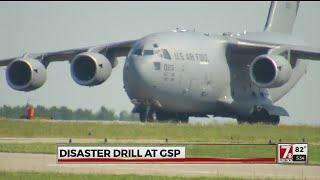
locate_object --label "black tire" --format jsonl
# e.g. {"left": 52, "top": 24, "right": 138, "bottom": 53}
{"left": 156, "top": 111, "right": 189, "bottom": 123}
{"left": 139, "top": 108, "right": 157, "bottom": 123}
{"left": 237, "top": 115, "right": 280, "bottom": 125}
{"left": 266, "top": 115, "right": 280, "bottom": 125}
{"left": 237, "top": 118, "right": 246, "bottom": 124}
{"left": 237, "top": 116, "right": 251, "bottom": 124}
{"left": 139, "top": 111, "right": 147, "bottom": 122}
{"left": 177, "top": 114, "right": 189, "bottom": 123}
{"left": 155, "top": 111, "right": 169, "bottom": 121}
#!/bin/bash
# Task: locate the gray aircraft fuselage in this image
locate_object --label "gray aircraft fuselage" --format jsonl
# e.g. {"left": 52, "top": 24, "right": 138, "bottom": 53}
{"left": 123, "top": 31, "right": 308, "bottom": 118}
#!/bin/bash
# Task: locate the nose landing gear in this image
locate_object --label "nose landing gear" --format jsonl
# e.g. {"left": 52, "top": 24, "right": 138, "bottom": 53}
{"left": 139, "top": 106, "right": 156, "bottom": 122}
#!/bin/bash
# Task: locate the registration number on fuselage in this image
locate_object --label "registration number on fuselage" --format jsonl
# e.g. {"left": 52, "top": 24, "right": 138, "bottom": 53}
{"left": 173, "top": 52, "right": 209, "bottom": 63}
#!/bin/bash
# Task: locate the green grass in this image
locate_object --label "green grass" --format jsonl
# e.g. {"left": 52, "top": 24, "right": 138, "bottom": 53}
{"left": 0, "top": 171, "right": 244, "bottom": 180}
{"left": 0, "top": 119, "right": 319, "bottom": 144}
{"left": 0, "top": 143, "right": 56, "bottom": 154}
{"left": 0, "top": 171, "right": 280, "bottom": 180}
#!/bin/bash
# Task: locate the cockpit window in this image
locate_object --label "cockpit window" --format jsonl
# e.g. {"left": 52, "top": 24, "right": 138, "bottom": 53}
{"left": 143, "top": 50, "right": 154, "bottom": 56}
{"left": 133, "top": 48, "right": 142, "bottom": 56}
{"left": 131, "top": 43, "right": 170, "bottom": 60}
{"left": 155, "top": 49, "right": 171, "bottom": 60}
{"left": 162, "top": 49, "right": 171, "bottom": 60}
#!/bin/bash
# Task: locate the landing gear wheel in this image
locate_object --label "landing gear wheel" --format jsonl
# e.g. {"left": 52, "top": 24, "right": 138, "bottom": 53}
{"left": 139, "top": 111, "right": 147, "bottom": 122}
{"left": 156, "top": 111, "right": 189, "bottom": 123}
{"left": 139, "top": 106, "right": 156, "bottom": 123}
{"left": 237, "top": 116, "right": 248, "bottom": 124}
{"left": 177, "top": 114, "right": 189, "bottom": 123}
{"left": 267, "top": 115, "right": 280, "bottom": 125}
{"left": 237, "top": 115, "right": 280, "bottom": 126}
{"left": 156, "top": 111, "right": 171, "bottom": 122}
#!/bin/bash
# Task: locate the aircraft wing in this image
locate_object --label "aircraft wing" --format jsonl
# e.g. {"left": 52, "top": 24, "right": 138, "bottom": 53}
{"left": 227, "top": 38, "right": 320, "bottom": 61}
{"left": 0, "top": 40, "right": 137, "bottom": 67}
{"left": 289, "top": 45, "right": 320, "bottom": 60}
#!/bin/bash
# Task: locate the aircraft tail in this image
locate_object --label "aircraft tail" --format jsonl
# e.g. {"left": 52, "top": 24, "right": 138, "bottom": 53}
{"left": 264, "top": 1, "right": 300, "bottom": 34}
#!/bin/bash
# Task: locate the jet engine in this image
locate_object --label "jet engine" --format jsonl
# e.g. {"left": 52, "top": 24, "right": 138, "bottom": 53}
{"left": 249, "top": 54, "right": 292, "bottom": 88}
{"left": 6, "top": 58, "right": 46, "bottom": 91}
{"left": 70, "top": 52, "right": 112, "bottom": 86}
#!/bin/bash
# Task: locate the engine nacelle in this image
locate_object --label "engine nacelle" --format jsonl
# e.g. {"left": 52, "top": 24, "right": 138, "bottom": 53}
{"left": 249, "top": 54, "right": 292, "bottom": 88}
{"left": 70, "top": 52, "right": 112, "bottom": 86}
{"left": 6, "top": 58, "right": 46, "bottom": 91}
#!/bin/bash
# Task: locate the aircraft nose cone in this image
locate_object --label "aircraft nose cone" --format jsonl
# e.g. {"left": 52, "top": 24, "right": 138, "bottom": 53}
{"left": 123, "top": 55, "right": 152, "bottom": 99}
{"left": 127, "top": 55, "right": 147, "bottom": 81}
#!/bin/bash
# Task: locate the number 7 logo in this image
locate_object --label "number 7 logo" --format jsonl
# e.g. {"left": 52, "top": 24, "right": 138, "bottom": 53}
{"left": 280, "top": 145, "right": 293, "bottom": 159}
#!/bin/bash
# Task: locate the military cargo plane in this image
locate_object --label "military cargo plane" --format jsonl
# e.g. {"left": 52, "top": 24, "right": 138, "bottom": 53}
{"left": 1, "top": 1, "right": 319, "bottom": 125}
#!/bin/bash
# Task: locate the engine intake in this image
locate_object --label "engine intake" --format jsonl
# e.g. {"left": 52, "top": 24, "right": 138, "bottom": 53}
{"left": 6, "top": 58, "right": 46, "bottom": 91}
{"left": 249, "top": 55, "right": 292, "bottom": 88}
{"left": 70, "top": 52, "right": 112, "bottom": 86}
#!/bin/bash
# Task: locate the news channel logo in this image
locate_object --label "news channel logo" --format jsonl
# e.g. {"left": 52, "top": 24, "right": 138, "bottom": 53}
{"left": 277, "top": 143, "right": 308, "bottom": 164}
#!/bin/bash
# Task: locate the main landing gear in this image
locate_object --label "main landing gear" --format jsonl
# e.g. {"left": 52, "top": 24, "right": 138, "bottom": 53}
{"left": 237, "top": 109, "right": 280, "bottom": 125}
{"left": 139, "top": 106, "right": 189, "bottom": 123}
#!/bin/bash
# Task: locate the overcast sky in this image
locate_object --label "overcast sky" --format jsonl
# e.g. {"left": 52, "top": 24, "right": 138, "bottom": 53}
{"left": 0, "top": 2, "right": 319, "bottom": 125}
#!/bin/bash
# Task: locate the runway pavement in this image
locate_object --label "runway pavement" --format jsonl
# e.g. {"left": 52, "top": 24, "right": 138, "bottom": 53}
{"left": 0, "top": 152, "right": 319, "bottom": 179}
{"left": 0, "top": 137, "right": 319, "bottom": 145}
{"left": 0, "top": 137, "right": 168, "bottom": 144}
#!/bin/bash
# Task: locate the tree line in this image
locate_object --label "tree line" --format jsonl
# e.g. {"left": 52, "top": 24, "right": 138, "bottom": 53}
{"left": 0, "top": 105, "right": 139, "bottom": 121}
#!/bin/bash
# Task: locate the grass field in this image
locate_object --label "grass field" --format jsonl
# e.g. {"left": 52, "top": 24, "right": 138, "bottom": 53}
{"left": 0, "top": 118, "right": 319, "bottom": 144}
{"left": 0, "top": 171, "right": 245, "bottom": 180}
